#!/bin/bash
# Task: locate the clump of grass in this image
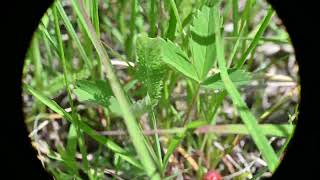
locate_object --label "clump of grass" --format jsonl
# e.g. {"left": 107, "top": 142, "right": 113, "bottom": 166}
{"left": 22, "top": 0, "right": 299, "bottom": 179}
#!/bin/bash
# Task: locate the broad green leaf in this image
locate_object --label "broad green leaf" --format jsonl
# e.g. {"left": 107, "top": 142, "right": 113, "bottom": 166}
{"left": 202, "top": 69, "right": 252, "bottom": 90}
{"left": 190, "top": 5, "right": 216, "bottom": 80}
{"left": 158, "top": 38, "right": 200, "bottom": 82}
{"left": 74, "top": 79, "right": 113, "bottom": 107}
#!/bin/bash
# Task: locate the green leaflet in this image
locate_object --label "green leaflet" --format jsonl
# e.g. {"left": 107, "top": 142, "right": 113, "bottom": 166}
{"left": 190, "top": 5, "right": 216, "bottom": 80}
{"left": 201, "top": 69, "right": 252, "bottom": 90}
{"left": 158, "top": 38, "right": 200, "bottom": 82}
{"left": 156, "top": 5, "right": 219, "bottom": 83}
{"left": 136, "top": 35, "right": 165, "bottom": 101}
{"left": 74, "top": 79, "right": 113, "bottom": 107}
{"left": 74, "top": 79, "right": 155, "bottom": 118}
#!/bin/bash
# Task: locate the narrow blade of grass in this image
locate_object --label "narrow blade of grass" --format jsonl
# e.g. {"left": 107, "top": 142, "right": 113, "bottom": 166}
{"left": 232, "top": 0, "right": 239, "bottom": 36}
{"left": 235, "top": 7, "right": 274, "bottom": 68}
{"left": 66, "top": 124, "right": 78, "bottom": 159}
{"left": 168, "top": 0, "right": 183, "bottom": 34}
{"left": 38, "top": 24, "right": 59, "bottom": 55}
{"left": 149, "top": 0, "right": 157, "bottom": 37}
{"left": 213, "top": 5, "right": 279, "bottom": 172}
{"left": 195, "top": 124, "right": 294, "bottom": 137}
{"left": 55, "top": 1, "right": 93, "bottom": 69}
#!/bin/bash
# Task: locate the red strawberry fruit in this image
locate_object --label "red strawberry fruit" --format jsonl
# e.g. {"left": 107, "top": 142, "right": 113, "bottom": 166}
{"left": 203, "top": 170, "right": 222, "bottom": 180}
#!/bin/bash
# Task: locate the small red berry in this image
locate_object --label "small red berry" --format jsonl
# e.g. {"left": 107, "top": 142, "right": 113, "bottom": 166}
{"left": 203, "top": 170, "right": 222, "bottom": 180}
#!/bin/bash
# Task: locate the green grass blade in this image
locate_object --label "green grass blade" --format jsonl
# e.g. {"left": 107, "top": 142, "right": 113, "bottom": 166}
{"left": 41, "top": 30, "right": 55, "bottom": 75}
{"left": 125, "top": 0, "right": 138, "bottom": 59}
{"left": 213, "top": 6, "right": 279, "bottom": 172}
{"left": 55, "top": 1, "right": 93, "bottom": 69}
{"left": 149, "top": 0, "right": 157, "bottom": 37}
{"left": 31, "top": 33, "right": 44, "bottom": 91}
{"left": 232, "top": 0, "right": 239, "bottom": 36}
{"left": 195, "top": 124, "right": 295, "bottom": 137}
{"left": 38, "top": 24, "right": 59, "bottom": 55}
{"left": 227, "top": 21, "right": 247, "bottom": 67}
{"left": 66, "top": 124, "right": 78, "bottom": 159}
{"left": 168, "top": 0, "right": 183, "bottom": 34}
{"left": 92, "top": 0, "right": 100, "bottom": 37}
{"left": 165, "top": 8, "right": 178, "bottom": 40}
{"left": 162, "top": 130, "right": 186, "bottom": 170}
{"left": 236, "top": 7, "right": 274, "bottom": 68}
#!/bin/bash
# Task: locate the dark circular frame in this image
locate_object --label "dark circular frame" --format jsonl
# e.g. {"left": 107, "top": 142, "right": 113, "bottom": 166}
{"left": 2, "top": 0, "right": 318, "bottom": 179}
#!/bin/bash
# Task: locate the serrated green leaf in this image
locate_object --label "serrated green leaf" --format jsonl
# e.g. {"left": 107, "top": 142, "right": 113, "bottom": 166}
{"left": 201, "top": 69, "right": 252, "bottom": 90}
{"left": 136, "top": 35, "right": 165, "bottom": 101}
{"left": 190, "top": 5, "right": 216, "bottom": 80}
{"left": 158, "top": 38, "right": 200, "bottom": 82}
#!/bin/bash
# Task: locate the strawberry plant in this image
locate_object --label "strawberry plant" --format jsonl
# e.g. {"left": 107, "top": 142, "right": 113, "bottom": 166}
{"left": 22, "top": 0, "right": 299, "bottom": 179}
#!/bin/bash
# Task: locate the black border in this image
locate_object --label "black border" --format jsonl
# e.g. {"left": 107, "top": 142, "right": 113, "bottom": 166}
{"left": 267, "top": 0, "right": 319, "bottom": 178}
{"left": 2, "top": 0, "right": 318, "bottom": 179}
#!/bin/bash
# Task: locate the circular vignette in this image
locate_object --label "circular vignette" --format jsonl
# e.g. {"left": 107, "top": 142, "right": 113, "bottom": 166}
{"left": 3, "top": 0, "right": 317, "bottom": 179}
{"left": 266, "top": 0, "right": 318, "bottom": 179}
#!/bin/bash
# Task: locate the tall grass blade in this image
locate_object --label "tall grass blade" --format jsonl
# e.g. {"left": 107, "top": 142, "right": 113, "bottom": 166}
{"left": 213, "top": 5, "right": 279, "bottom": 172}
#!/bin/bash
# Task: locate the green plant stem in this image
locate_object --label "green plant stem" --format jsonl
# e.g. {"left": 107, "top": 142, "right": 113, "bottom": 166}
{"left": 149, "top": 0, "right": 157, "bottom": 37}
{"left": 183, "top": 84, "right": 200, "bottom": 126}
{"left": 147, "top": 95, "right": 163, "bottom": 170}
